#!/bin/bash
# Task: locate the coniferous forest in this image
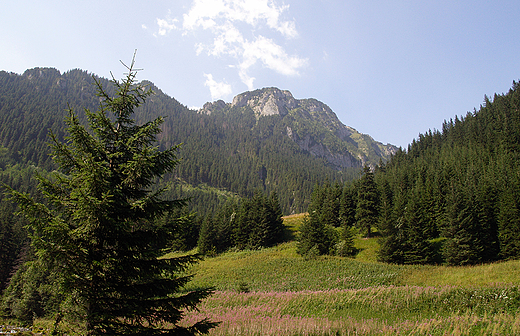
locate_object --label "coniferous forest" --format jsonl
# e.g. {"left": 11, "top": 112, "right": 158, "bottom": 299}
{"left": 0, "top": 66, "right": 368, "bottom": 327}
{"left": 301, "top": 81, "right": 520, "bottom": 266}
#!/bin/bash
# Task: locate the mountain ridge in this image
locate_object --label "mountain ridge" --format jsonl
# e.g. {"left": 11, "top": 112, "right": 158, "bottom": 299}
{"left": 200, "top": 87, "right": 398, "bottom": 168}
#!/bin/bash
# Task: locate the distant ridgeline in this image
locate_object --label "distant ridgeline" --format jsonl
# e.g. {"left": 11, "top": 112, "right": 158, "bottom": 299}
{"left": 0, "top": 68, "right": 396, "bottom": 215}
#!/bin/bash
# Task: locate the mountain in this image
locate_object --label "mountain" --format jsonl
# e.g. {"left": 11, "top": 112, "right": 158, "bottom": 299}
{"left": 0, "top": 68, "right": 396, "bottom": 215}
{"left": 200, "top": 87, "right": 397, "bottom": 170}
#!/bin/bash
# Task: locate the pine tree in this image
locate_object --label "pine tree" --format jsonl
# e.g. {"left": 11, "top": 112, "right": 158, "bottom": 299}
{"left": 442, "top": 185, "right": 483, "bottom": 266}
{"left": 339, "top": 183, "right": 357, "bottom": 228}
{"left": 377, "top": 188, "right": 407, "bottom": 264}
{"left": 401, "top": 186, "right": 436, "bottom": 264}
{"left": 498, "top": 184, "right": 520, "bottom": 259}
{"left": 355, "top": 165, "right": 379, "bottom": 238}
{"left": 5, "top": 56, "right": 217, "bottom": 335}
{"left": 197, "top": 214, "right": 218, "bottom": 256}
{"left": 297, "top": 215, "right": 333, "bottom": 256}
{"left": 335, "top": 224, "right": 356, "bottom": 257}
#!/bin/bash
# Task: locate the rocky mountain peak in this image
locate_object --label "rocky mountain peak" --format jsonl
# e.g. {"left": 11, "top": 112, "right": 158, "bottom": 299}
{"left": 198, "top": 87, "right": 398, "bottom": 169}
{"left": 231, "top": 87, "right": 298, "bottom": 117}
{"left": 200, "top": 87, "right": 299, "bottom": 117}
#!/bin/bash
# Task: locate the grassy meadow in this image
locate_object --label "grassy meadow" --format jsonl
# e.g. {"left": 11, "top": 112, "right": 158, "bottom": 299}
{"left": 13, "top": 213, "right": 520, "bottom": 335}
{"left": 179, "top": 214, "right": 520, "bottom": 335}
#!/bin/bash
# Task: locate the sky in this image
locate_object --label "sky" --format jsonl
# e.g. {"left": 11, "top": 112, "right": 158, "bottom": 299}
{"left": 2, "top": 0, "right": 520, "bottom": 148}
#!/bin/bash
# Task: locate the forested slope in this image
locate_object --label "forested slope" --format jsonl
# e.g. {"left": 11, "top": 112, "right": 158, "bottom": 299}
{"left": 303, "top": 81, "right": 520, "bottom": 265}
{"left": 0, "top": 68, "right": 369, "bottom": 215}
{"left": 374, "top": 81, "right": 520, "bottom": 264}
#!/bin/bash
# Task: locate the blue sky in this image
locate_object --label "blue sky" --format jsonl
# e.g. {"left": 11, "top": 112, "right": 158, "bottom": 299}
{"left": 2, "top": 0, "right": 520, "bottom": 148}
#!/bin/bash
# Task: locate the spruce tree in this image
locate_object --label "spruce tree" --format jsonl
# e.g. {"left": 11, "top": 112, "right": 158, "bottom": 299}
{"left": 442, "top": 185, "right": 483, "bottom": 266}
{"left": 401, "top": 185, "right": 436, "bottom": 264}
{"left": 339, "top": 183, "right": 357, "bottom": 228}
{"left": 5, "top": 56, "right": 217, "bottom": 335}
{"left": 297, "top": 215, "right": 331, "bottom": 256}
{"left": 355, "top": 165, "right": 379, "bottom": 238}
{"left": 498, "top": 184, "right": 520, "bottom": 259}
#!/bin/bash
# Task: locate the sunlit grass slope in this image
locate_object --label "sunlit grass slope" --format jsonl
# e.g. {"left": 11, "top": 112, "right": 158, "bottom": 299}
{"left": 186, "top": 214, "right": 520, "bottom": 290}
{"left": 23, "top": 214, "right": 520, "bottom": 335}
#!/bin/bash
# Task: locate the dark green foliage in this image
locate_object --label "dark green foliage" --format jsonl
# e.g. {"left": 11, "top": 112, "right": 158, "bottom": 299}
{"left": 296, "top": 215, "right": 337, "bottom": 257}
{"left": 307, "top": 81, "right": 520, "bottom": 265}
{"left": 297, "top": 186, "right": 340, "bottom": 257}
{"left": 0, "top": 68, "right": 363, "bottom": 218}
{"left": 1, "top": 254, "right": 64, "bottom": 325}
{"left": 377, "top": 188, "right": 407, "bottom": 264}
{"left": 355, "top": 165, "right": 379, "bottom": 238}
{"left": 498, "top": 183, "right": 520, "bottom": 259}
{"left": 442, "top": 186, "right": 483, "bottom": 265}
{"left": 198, "top": 191, "right": 284, "bottom": 255}
{"left": 339, "top": 183, "right": 357, "bottom": 228}
{"left": 3, "top": 58, "right": 216, "bottom": 334}
{"left": 158, "top": 209, "right": 201, "bottom": 252}
{"left": 401, "top": 186, "right": 437, "bottom": 264}
{"left": 335, "top": 225, "right": 356, "bottom": 257}
{"left": 0, "top": 159, "right": 38, "bottom": 291}
{"left": 375, "top": 80, "right": 520, "bottom": 265}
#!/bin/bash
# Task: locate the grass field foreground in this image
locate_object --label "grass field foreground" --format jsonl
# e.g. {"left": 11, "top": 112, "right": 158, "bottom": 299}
{"left": 179, "top": 214, "right": 520, "bottom": 335}
{"left": 11, "top": 214, "right": 520, "bottom": 335}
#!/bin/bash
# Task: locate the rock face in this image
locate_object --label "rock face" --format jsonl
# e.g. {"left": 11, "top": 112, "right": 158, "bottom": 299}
{"left": 200, "top": 87, "right": 398, "bottom": 169}
{"left": 231, "top": 88, "right": 297, "bottom": 117}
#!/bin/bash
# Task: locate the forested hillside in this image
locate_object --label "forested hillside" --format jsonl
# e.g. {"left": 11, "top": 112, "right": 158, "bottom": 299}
{"left": 306, "top": 80, "right": 520, "bottom": 265}
{"left": 0, "top": 68, "right": 396, "bottom": 217}
{"left": 376, "top": 82, "right": 520, "bottom": 264}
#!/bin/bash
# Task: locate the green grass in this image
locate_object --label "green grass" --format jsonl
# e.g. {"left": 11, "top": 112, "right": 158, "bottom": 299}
{"left": 9, "top": 214, "right": 520, "bottom": 335}
{"left": 186, "top": 241, "right": 406, "bottom": 292}
{"left": 398, "top": 259, "right": 520, "bottom": 287}
{"left": 178, "top": 215, "right": 520, "bottom": 335}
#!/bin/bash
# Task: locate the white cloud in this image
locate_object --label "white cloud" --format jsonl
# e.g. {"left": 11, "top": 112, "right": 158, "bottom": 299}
{"left": 182, "top": 0, "right": 297, "bottom": 38}
{"left": 242, "top": 36, "right": 307, "bottom": 76}
{"left": 157, "top": 0, "right": 307, "bottom": 94}
{"left": 204, "top": 73, "right": 233, "bottom": 100}
{"left": 156, "top": 17, "right": 178, "bottom": 36}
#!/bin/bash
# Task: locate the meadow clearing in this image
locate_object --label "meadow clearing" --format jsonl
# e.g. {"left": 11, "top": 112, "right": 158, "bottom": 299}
{"left": 13, "top": 214, "right": 520, "bottom": 335}
{"left": 179, "top": 214, "right": 520, "bottom": 336}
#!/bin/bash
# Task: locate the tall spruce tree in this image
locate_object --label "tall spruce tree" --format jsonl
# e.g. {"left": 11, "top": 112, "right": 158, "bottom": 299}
{"left": 5, "top": 56, "right": 217, "bottom": 335}
{"left": 355, "top": 165, "right": 379, "bottom": 238}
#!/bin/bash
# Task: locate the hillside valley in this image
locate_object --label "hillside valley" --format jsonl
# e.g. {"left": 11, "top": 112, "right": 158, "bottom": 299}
{"left": 2, "top": 66, "right": 520, "bottom": 335}
{"left": 0, "top": 68, "right": 396, "bottom": 215}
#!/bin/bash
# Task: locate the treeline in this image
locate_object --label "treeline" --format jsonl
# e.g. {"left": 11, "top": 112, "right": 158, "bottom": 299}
{"left": 304, "top": 81, "right": 520, "bottom": 265}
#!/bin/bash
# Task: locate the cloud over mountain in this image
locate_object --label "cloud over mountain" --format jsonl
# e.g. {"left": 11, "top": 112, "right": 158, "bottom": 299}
{"left": 154, "top": 0, "right": 308, "bottom": 99}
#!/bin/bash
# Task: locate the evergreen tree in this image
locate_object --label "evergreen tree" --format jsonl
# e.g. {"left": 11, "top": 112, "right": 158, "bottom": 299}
{"left": 355, "top": 165, "right": 379, "bottom": 238}
{"left": 339, "top": 182, "right": 357, "bottom": 228}
{"left": 4, "top": 57, "right": 217, "bottom": 335}
{"left": 197, "top": 214, "right": 218, "bottom": 256}
{"left": 442, "top": 185, "right": 483, "bottom": 266}
{"left": 498, "top": 184, "right": 520, "bottom": 259}
{"left": 377, "top": 188, "right": 407, "bottom": 264}
{"left": 401, "top": 185, "right": 437, "bottom": 264}
{"left": 335, "top": 224, "right": 356, "bottom": 257}
{"left": 297, "top": 215, "right": 336, "bottom": 256}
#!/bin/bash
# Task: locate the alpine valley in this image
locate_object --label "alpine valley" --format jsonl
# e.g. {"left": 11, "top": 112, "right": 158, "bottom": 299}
{"left": 0, "top": 68, "right": 396, "bottom": 215}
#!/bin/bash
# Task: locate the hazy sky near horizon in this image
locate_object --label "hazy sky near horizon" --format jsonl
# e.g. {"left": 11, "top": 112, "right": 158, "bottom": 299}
{"left": 2, "top": 0, "right": 520, "bottom": 148}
